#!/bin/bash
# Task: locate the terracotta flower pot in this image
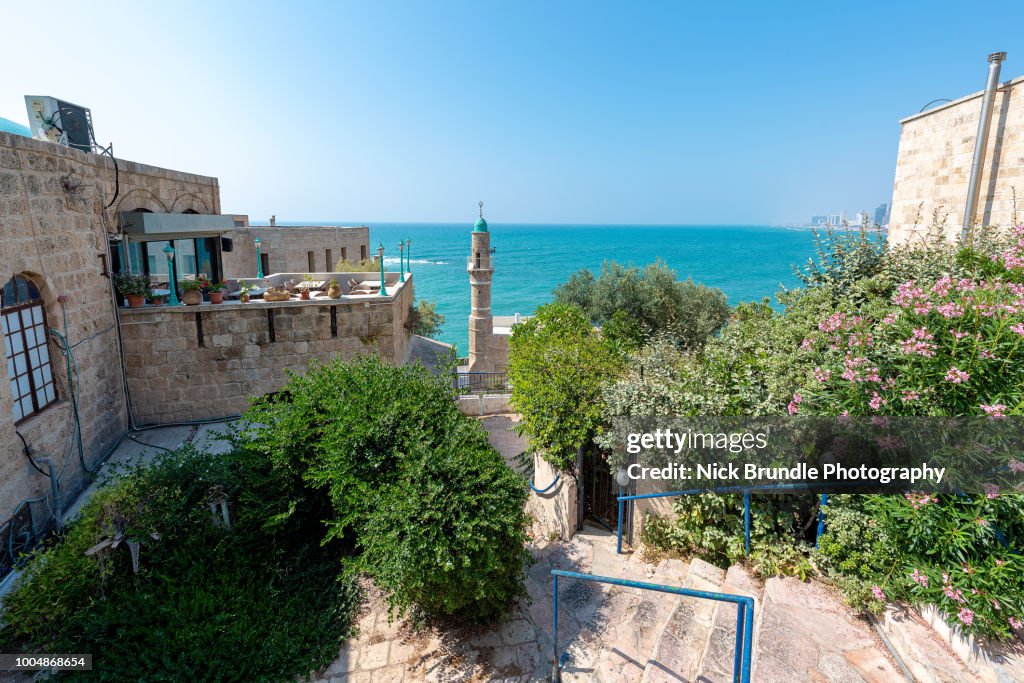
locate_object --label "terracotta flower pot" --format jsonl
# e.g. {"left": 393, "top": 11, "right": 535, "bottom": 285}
{"left": 183, "top": 290, "right": 202, "bottom": 306}
{"left": 240, "top": 293, "right": 250, "bottom": 303}
{"left": 126, "top": 294, "right": 145, "bottom": 308}
{"left": 209, "top": 291, "right": 224, "bottom": 304}
{"left": 299, "top": 290, "right": 311, "bottom": 301}
{"left": 150, "top": 297, "right": 165, "bottom": 307}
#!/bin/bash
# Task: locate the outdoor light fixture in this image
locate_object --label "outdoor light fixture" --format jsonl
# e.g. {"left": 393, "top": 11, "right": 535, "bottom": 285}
{"left": 615, "top": 469, "right": 631, "bottom": 488}
{"left": 254, "top": 237, "right": 264, "bottom": 279}
{"left": 378, "top": 244, "right": 387, "bottom": 296}
{"left": 162, "top": 244, "right": 180, "bottom": 306}
{"left": 398, "top": 242, "right": 405, "bottom": 283}
{"left": 406, "top": 238, "right": 411, "bottom": 274}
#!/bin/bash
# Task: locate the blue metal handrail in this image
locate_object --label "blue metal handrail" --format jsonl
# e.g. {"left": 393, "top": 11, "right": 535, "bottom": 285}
{"left": 615, "top": 483, "right": 837, "bottom": 555}
{"left": 530, "top": 473, "right": 561, "bottom": 494}
{"left": 550, "top": 569, "right": 754, "bottom": 683}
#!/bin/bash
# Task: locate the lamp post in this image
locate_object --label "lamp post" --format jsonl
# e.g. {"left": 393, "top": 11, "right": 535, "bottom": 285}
{"left": 378, "top": 244, "right": 387, "bottom": 296}
{"left": 398, "top": 242, "right": 405, "bottom": 283}
{"left": 254, "top": 237, "right": 264, "bottom": 279}
{"left": 406, "top": 238, "right": 411, "bottom": 274}
{"left": 162, "top": 244, "right": 180, "bottom": 306}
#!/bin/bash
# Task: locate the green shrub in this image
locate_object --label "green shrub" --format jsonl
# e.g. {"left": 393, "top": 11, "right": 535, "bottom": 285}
{"left": 641, "top": 492, "right": 810, "bottom": 570}
{"left": 0, "top": 447, "right": 360, "bottom": 683}
{"left": 359, "top": 440, "right": 530, "bottom": 623}
{"left": 240, "top": 355, "right": 531, "bottom": 623}
{"left": 508, "top": 303, "right": 624, "bottom": 470}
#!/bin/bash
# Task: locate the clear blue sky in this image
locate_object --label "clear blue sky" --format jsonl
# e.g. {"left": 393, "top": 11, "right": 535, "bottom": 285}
{"left": 3, "top": 1, "right": 1023, "bottom": 225}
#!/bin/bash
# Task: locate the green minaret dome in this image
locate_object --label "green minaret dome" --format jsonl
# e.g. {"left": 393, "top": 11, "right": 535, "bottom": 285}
{"left": 474, "top": 201, "right": 488, "bottom": 232}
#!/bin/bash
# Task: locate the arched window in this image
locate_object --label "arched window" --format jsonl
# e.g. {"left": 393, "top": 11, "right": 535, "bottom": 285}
{"left": 2, "top": 276, "right": 57, "bottom": 422}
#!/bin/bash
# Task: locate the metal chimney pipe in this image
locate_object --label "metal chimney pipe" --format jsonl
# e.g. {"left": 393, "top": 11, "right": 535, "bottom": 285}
{"left": 962, "top": 51, "right": 1007, "bottom": 240}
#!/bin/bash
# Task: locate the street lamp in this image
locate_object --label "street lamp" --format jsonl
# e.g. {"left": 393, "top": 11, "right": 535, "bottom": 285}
{"left": 405, "top": 238, "right": 411, "bottom": 274}
{"left": 162, "top": 244, "right": 180, "bottom": 306}
{"left": 398, "top": 242, "right": 405, "bottom": 283}
{"left": 378, "top": 244, "right": 387, "bottom": 296}
{"left": 254, "top": 237, "right": 264, "bottom": 279}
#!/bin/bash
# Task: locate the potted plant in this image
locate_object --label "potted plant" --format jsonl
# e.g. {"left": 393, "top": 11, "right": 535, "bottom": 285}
{"left": 150, "top": 294, "right": 166, "bottom": 306}
{"left": 113, "top": 272, "right": 151, "bottom": 308}
{"left": 326, "top": 278, "right": 341, "bottom": 299}
{"left": 181, "top": 279, "right": 203, "bottom": 306}
{"left": 239, "top": 283, "right": 254, "bottom": 303}
{"left": 299, "top": 274, "right": 312, "bottom": 300}
{"left": 198, "top": 276, "right": 227, "bottom": 304}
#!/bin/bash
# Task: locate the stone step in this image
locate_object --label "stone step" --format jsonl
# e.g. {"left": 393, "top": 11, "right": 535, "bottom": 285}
{"left": 753, "top": 576, "right": 904, "bottom": 682}
{"left": 642, "top": 558, "right": 727, "bottom": 683}
{"left": 561, "top": 557, "right": 690, "bottom": 683}
{"left": 877, "top": 605, "right": 986, "bottom": 683}
{"left": 694, "top": 564, "right": 763, "bottom": 683}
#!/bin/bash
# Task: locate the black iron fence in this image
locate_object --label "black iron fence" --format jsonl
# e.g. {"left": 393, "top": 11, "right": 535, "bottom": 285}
{"left": 453, "top": 371, "right": 511, "bottom": 395}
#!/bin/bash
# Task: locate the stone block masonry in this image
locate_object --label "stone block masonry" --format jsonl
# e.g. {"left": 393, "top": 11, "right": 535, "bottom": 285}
{"left": 118, "top": 284, "right": 413, "bottom": 424}
{"left": 889, "top": 74, "right": 1024, "bottom": 243}
{"left": 0, "top": 131, "right": 220, "bottom": 529}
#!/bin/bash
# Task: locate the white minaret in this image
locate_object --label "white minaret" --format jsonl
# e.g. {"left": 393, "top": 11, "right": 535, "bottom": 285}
{"left": 468, "top": 201, "right": 495, "bottom": 371}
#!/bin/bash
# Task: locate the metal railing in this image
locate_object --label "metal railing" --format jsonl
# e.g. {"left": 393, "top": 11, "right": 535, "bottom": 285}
{"left": 453, "top": 371, "right": 510, "bottom": 395}
{"left": 550, "top": 569, "right": 754, "bottom": 682}
{"left": 615, "top": 483, "right": 831, "bottom": 556}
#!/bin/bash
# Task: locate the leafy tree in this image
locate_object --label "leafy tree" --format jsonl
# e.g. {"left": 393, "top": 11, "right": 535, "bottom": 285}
{"left": 405, "top": 299, "right": 445, "bottom": 338}
{"left": 507, "top": 303, "right": 624, "bottom": 470}
{"left": 553, "top": 259, "right": 730, "bottom": 350}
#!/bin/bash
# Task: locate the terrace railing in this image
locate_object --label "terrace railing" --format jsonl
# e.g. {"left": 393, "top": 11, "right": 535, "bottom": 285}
{"left": 453, "top": 371, "right": 510, "bottom": 395}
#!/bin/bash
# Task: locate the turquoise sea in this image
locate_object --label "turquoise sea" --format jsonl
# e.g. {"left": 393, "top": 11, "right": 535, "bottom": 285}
{"left": 286, "top": 223, "right": 824, "bottom": 352}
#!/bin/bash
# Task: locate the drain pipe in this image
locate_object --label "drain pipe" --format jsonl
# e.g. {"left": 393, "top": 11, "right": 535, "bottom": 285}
{"left": 962, "top": 51, "right": 1007, "bottom": 240}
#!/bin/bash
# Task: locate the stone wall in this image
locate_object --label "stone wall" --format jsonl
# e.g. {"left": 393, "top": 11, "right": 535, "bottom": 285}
{"left": 890, "top": 74, "right": 1024, "bottom": 244}
{"left": 118, "top": 281, "right": 413, "bottom": 424}
{"left": 221, "top": 226, "right": 371, "bottom": 278}
{"left": 0, "top": 132, "right": 220, "bottom": 530}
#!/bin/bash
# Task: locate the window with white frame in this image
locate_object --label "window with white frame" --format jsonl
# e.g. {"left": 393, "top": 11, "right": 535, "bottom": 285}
{"left": 2, "top": 276, "right": 57, "bottom": 422}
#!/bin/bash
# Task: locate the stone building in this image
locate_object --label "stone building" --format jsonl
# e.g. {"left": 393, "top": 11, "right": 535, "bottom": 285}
{"left": 221, "top": 219, "right": 372, "bottom": 278}
{"left": 889, "top": 55, "right": 1024, "bottom": 244}
{"left": 0, "top": 129, "right": 411, "bottom": 567}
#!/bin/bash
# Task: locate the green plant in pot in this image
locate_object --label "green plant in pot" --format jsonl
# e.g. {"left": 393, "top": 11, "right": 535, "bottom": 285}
{"left": 113, "top": 273, "right": 151, "bottom": 308}
{"left": 197, "top": 275, "right": 227, "bottom": 304}
{"left": 180, "top": 278, "right": 203, "bottom": 306}
{"left": 327, "top": 278, "right": 341, "bottom": 299}
{"left": 239, "top": 282, "right": 254, "bottom": 303}
{"left": 299, "top": 274, "right": 313, "bottom": 300}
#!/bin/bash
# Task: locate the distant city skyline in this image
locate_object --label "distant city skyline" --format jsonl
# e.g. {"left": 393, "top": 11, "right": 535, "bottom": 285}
{"left": 2, "top": 2, "right": 1022, "bottom": 225}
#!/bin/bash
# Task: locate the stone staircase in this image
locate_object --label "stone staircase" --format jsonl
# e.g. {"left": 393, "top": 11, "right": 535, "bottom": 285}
{"left": 545, "top": 531, "right": 1009, "bottom": 682}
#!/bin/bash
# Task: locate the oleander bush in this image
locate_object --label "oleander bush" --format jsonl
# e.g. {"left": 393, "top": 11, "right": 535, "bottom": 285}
{"left": 0, "top": 446, "right": 360, "bottom": 683}
{"left": 607, "top": 224, "right": 1024, "bottom": 640}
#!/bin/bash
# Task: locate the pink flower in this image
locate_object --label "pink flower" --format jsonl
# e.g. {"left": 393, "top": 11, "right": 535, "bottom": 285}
{"left": 950, "top": 329, "right": 969, "bottom": 340}
{"left": 1011, "top": 323, "right": 1024, "bottom": 336}
{"left": 910, "top": 569, "right": 929, "bottom": 587}
{"left": 871, "top": 585, "right": 886, "bottom": 601}
{"left": 958, "top": 608, "right": 975, "bottom": 626}
{"left": 787, "top": 393, "right": 802, "bottom": 415}
{"left": 868, "top": 392, "right": 886, "bottom": 411}
{"left": 882, "top": 314, "right": 897, "bottom": 325}
{"left": 996, "top": 559, "right": 1006, "bottom": 566}
{"left": 1010, "top": 617, "right": 1023, "bottom": 630}
{"left": 976, "top": 517, "right": 989, "bottom": 526}
{"left": 981, "top": 404, "right": 1007, "bottom": 417}
{"left": 944, "top": 585, "right": 965, "bottom": 603}
{"left": 901, "top": 390, "right": 920, "bottom": 403}
{"left": 980, "top": 349, "right": 996, "bottom": 360}
{"left": 813, "top": 367, "right": 831, "bottom": 383}
{"left": 937, "top": 302, "right": 965, "bottom": 319}
{"left": 800, "top": 337, "right": 815, "bottom": 351}
{"left": 982, "top": 483, "right": 1000, "bottom": 499}
{"left": 945, "top": 367, "right": 970, "bottom": 384}
{"left": 904, "top": 492, "right": 935, "bottom": 509}
{"left": 1009, "top": 459, "right": 1024, "bottom": 473}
